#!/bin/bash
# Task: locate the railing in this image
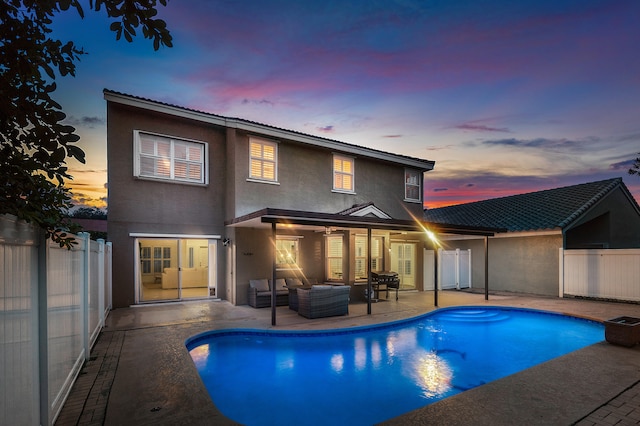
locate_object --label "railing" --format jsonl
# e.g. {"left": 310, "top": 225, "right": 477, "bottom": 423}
{"left": 0, "top": 215, "right": 112, "bottom": 426}
{"left": 560, "top": 248, "right": 640, "bottom": 302}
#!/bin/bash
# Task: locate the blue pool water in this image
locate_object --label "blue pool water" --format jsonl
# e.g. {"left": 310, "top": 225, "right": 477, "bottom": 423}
{"left": 186, "top": 307, "right": 603, "bottom": 425}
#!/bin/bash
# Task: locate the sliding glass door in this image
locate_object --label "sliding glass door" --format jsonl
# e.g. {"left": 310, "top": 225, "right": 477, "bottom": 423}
{"left": 137, "top": 238, "right": 215, "bottom": 303}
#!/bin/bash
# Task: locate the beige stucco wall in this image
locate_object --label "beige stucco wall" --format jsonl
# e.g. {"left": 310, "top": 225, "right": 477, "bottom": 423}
{"left": 443, "top": 233, "right": 563, "bottom": 297}
{"left": 107, "top": 103, "right": 228, "bottom": 307}
{"left": 107, "top": 99, "right": 432, "bottom": 308}
{"left": 230, "top": 129, "right": 425, "bottom": 220}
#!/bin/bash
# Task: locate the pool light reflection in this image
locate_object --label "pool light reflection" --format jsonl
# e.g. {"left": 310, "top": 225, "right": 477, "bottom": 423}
{"left": 414, "top": 352, "right": 452, "bottom": 399}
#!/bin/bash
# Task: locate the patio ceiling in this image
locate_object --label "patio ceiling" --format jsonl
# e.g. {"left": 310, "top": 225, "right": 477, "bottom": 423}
{"left": 226, "top": 207, "right": 505, "bottom": 236}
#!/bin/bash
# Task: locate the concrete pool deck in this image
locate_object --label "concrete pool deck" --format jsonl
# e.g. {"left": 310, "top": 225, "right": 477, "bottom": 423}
{"left": 55, "top": 290, "right": 640, "bottom": 425}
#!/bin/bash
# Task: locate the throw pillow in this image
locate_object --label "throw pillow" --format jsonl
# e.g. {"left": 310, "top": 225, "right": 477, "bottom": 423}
{"left": 249, "top": 279, "right": 269, "bottom": 291}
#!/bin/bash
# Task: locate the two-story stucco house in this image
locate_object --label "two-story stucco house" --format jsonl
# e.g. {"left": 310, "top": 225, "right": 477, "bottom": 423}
{"left": 105, "top": 89, "right": 465, "bottom": 309}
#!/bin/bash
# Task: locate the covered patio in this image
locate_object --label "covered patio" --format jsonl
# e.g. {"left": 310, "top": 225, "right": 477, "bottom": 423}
{"left": 227, "top": 207, "right": 503, "bottom": 325}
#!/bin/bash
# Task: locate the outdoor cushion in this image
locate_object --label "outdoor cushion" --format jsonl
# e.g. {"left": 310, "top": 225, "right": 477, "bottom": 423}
{"left": 311, "top": 285, "right": 333, "bottom": 290}
{"left": 250, "top": 279, "right": 269, "bottom": 291}
{"left": 270, "top": 278, "right": 287, "bottom": 290}
{"left": 285, "top": 277, "right": 303, "bottom": 287}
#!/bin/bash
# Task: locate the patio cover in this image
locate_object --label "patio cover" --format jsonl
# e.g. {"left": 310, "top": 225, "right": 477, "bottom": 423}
{"left": 227, "top": 208, "right": 505, "bottom": 325}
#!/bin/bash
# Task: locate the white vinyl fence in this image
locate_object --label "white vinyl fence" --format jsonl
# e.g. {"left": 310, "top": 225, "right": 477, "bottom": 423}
{"left": 0, "top": 215, "right": 112, "bottom": 426}
{"left": 560, "top": 248, "right": 640, "bottom": 302}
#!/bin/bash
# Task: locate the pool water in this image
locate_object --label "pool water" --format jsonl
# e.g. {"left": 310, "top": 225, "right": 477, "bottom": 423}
{"left": 186, "top": 307, "right": 603, "bottom": 425}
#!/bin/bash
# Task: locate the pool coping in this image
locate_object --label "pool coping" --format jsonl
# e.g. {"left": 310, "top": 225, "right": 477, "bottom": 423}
{"left": 184, "top": 306, "right": 609, "bottom": 425}
{"left": 56, "top": 291, "right": 640, "bottom": 426}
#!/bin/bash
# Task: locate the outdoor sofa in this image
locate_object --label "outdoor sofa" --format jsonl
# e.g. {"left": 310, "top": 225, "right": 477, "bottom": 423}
{"left": 248, "top": 278, "right": 289, "bottom": 308}
{"left": 296, "top": 284, "right": 350, "bottom": 319}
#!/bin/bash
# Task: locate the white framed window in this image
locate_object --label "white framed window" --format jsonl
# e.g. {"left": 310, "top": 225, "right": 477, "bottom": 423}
{"left": 333, "top": 154, "right": 354, "bottom": 193}
{"left": 134, "top": 131, "right": 207, "bottom": 184}
{"left": 354, "top": 236, "right": 383, "bottom": 279}
{"left": 276, "top": 237, "right": 299, "bottom": 269}
{"left": 249, "top": 138, "right": 278, "bottom": 182}
{"left": 326, "top": 235, "right": 343, "bottom": 280}
{"left": 405, "top": 169, "right": 422, "bottom": 202}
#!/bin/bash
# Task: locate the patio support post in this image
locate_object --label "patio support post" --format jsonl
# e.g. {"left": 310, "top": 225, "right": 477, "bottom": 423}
{"left": 484, "top": 236, "right": 489, "bottom": 300}
{"left": 367, "top": 227, "right": 372, "bottom": 315}
{"left": 433, "top": 240, "right": 438, "bottom": 307}
{"left": 271, "top": 222, "right": 277, "bottom": 326}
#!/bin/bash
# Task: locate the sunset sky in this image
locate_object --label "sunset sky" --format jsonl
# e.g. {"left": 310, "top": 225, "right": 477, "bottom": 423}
{"left": 50, "top": 0, "right": 640, "bottom": 210}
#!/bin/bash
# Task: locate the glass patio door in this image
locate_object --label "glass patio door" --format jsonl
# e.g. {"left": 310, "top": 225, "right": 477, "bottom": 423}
{"left": 180, "top": 239, "right": 211, "bottom": 299}
{"left": 391, "top": 242, "right": 416, "bottom": 289}
{"left": 138, "top": 238, "right": 214, "bottom": 302}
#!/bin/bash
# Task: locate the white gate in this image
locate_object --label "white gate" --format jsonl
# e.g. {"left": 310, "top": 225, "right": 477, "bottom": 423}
{"left": 440, "top": 249, "right": 471, "bottom": 290}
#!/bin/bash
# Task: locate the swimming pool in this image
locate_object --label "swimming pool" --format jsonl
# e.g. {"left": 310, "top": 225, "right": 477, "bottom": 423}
{"left": 186, "top": 306, "right": 603, "bottom": 425}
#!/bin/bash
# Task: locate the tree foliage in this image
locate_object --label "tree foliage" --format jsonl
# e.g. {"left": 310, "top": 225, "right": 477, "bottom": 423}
{"left": 629, "top": 153, "right": 640, "bottom": 177}
{"left": 69, "top": 206, "right": 107, "bottom": 219}
{"left": 0, "top": 0, "right": 172, "bottom": 247}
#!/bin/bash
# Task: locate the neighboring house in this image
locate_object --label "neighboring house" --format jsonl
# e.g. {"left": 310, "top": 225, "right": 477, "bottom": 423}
{"left": 423, "top": 178, "right": 640, "bottom": 296}
{"left": 106, "top": 90, "right": 492, "bottom": 308}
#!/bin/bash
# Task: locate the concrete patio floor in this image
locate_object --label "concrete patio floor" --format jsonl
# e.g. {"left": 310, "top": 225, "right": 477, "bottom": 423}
{"left": 55, "top": 290, "right": 640, "bottom": 425}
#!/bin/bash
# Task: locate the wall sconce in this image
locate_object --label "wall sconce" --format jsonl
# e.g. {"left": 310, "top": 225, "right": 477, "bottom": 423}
{"left": 223, "top": 238, "right": 230, "bottom": 246}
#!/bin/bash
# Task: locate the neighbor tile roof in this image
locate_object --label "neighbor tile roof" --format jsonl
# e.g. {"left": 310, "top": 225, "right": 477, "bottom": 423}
{"left": 423, "top": 178, "right": 627, "bottom": 232}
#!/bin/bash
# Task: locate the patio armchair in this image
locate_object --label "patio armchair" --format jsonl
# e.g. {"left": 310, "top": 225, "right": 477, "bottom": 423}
{"left": 285, "top": 277, "right": 320, "bottom": 311}
{"left": 296, "top": 285, "right": 350, "bottom": 319}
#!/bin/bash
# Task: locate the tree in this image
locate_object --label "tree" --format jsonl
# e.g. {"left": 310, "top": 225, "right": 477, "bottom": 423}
{"left": 629, "top": 153, "right": 640, "bottom": 177}
{"left": 69, "top": 207, "right": 107, "bottom": 220}
{"left": 0, "top": 0, "right": 172, "bottom": 247}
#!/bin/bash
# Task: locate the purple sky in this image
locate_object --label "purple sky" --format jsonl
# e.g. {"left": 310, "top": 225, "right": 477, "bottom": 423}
{"left": 51, "top": 0, "right": 640, "bottom": 209}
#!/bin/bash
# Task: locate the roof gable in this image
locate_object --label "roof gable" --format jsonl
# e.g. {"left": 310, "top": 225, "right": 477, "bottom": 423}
{"left": 337, "top": 202, "right": 392, "bottom": 219}
{"left": 103, "top": 89, "right": 435, "bottom": 171}
{"left": 423, "top": 178, "right": 637, "bottom": 232}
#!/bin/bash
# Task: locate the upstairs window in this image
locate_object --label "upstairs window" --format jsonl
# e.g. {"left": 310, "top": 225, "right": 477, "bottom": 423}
{"left": 249, "top": 138, "right": 278, "bottom": 182}
{"left": 405, "top": 169, "right": 422, "bottom": 202}
{"left": 333, "top": 154, "right": 354, "bottom": 193}
{"left": 134, "top": 131, "right": 207, "bottom": 184}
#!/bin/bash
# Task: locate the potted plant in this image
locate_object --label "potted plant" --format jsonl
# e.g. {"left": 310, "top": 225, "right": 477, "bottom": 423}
{"left": 604, "top": 316, "right": 640, "bottom": 347}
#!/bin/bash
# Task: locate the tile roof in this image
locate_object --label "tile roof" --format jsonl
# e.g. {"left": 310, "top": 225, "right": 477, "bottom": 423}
{"left": 423, "top": 178, "right": 631, "bottom": 232}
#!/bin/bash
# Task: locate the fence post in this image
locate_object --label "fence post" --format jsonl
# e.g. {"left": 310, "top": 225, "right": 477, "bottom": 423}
{"left": 97, "top": 239, "right": 105, "bottom": 328}
{"left": 455, "top": 248, "right": 460, "bottom": 290}
{"left": 38, "top": 234, "right": 51, "bottom": 426}
{"left": 80, "top": 232, "right": 91, "bottom": 361}
{"left": 106, "top": 242, "right": 113, "bottom": 311}
{"left": 467, "top": 249, "right": 472, "bottom": 288}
